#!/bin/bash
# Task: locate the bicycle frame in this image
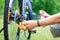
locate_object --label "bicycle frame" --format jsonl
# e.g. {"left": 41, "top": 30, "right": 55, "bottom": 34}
{"left": 0, "top": 0, "right": 35, "bottom": 40}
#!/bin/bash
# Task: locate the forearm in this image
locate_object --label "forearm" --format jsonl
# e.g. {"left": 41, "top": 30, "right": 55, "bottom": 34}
{"left": 21, "top": 13, "right": 60, "bottom": 30}
{"left": 38, "top": 13, "right": 60, "bottom": 26}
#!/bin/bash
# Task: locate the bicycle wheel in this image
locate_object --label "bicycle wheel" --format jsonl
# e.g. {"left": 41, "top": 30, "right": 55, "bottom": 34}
{"left": 4, "top": 0, "right": 19, "bottom": 40}
{"left": 18, "top": 0, "right": 31, "bottom": 40}
{"left": 4, "top": 0, "right": 9, "bottom": 40}
{"left": 4, "top": 0, "right": 31, "bottom": 40}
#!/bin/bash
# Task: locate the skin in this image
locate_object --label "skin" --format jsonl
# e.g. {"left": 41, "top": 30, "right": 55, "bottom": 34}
{"left": 39, "top": 13, "right": 60, "bottom": 26}
{"left": 22, "top": 12, "right": 60, "bottom": 30}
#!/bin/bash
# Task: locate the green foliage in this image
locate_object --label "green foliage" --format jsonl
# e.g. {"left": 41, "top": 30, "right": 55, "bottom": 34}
{"left": 0, "top": 0, "right": 60, "bottom": 15}
{"left": 12, "top": 0, "right": 18, "bottom": 11}
{"left": 0, "top": 0, "right": 5, "bottom": 15}
{"left": 32, "top": 0, "right": 60, "bottom": 15}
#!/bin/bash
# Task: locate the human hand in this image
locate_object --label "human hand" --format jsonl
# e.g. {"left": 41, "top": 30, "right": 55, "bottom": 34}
{"left": 18, "top": 22, "right": 27, "bottom": 31}
{"left": 21, "top": 20, "right": 38, "bottom": 30}
{"left": 40, "top": 10, "right": 50, "bottom": 18}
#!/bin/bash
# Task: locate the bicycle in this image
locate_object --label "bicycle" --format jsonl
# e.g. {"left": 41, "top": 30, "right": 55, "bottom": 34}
{"left": 0, "top": 0, "right": 36, "bottom": 40}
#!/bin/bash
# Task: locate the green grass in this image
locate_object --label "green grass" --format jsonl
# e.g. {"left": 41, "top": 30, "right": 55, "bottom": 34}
{"left": 0, "top": 16, "right": 60, "bottom": 40}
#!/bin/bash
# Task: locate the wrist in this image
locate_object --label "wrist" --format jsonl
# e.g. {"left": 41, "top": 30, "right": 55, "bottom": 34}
{"left": 37, "top": 20, "right": 40, "bottom": 27}
{"left": 34, "top": 20, "right": 40, "bottom": 27}
{"left": 32, "top": 20, "right": 38, "bottom": 27}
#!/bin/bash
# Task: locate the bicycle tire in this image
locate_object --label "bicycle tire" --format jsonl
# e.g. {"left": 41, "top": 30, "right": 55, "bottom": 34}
{"left": 4, "top": 0, "right": 20, "bottom": 40}
{"left": 4, "top": 0, "right": 9, "bottom": 40}
{"left": 18, "top": 0, "right": 31, "bottom": 40}
{"left": 4, "top": 0, "right": 32, "bottom": 40}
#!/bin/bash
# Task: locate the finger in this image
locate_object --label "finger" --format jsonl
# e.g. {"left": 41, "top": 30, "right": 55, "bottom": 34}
{"left": 22, "top": 21, "right": 28, "bottom": 26}
{"left": 21, "top": 26, "right": 27, "bottom": 31}
{"left": 18, "top": 24, "right": 27, "bottom": 31}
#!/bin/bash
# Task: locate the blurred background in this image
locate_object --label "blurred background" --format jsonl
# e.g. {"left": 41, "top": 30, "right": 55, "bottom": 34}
{"left": 0, "top": 0, "right": 60, "bottom": 15}
{"left": 0, "top": 0, "right": 60, "bottom": 40}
